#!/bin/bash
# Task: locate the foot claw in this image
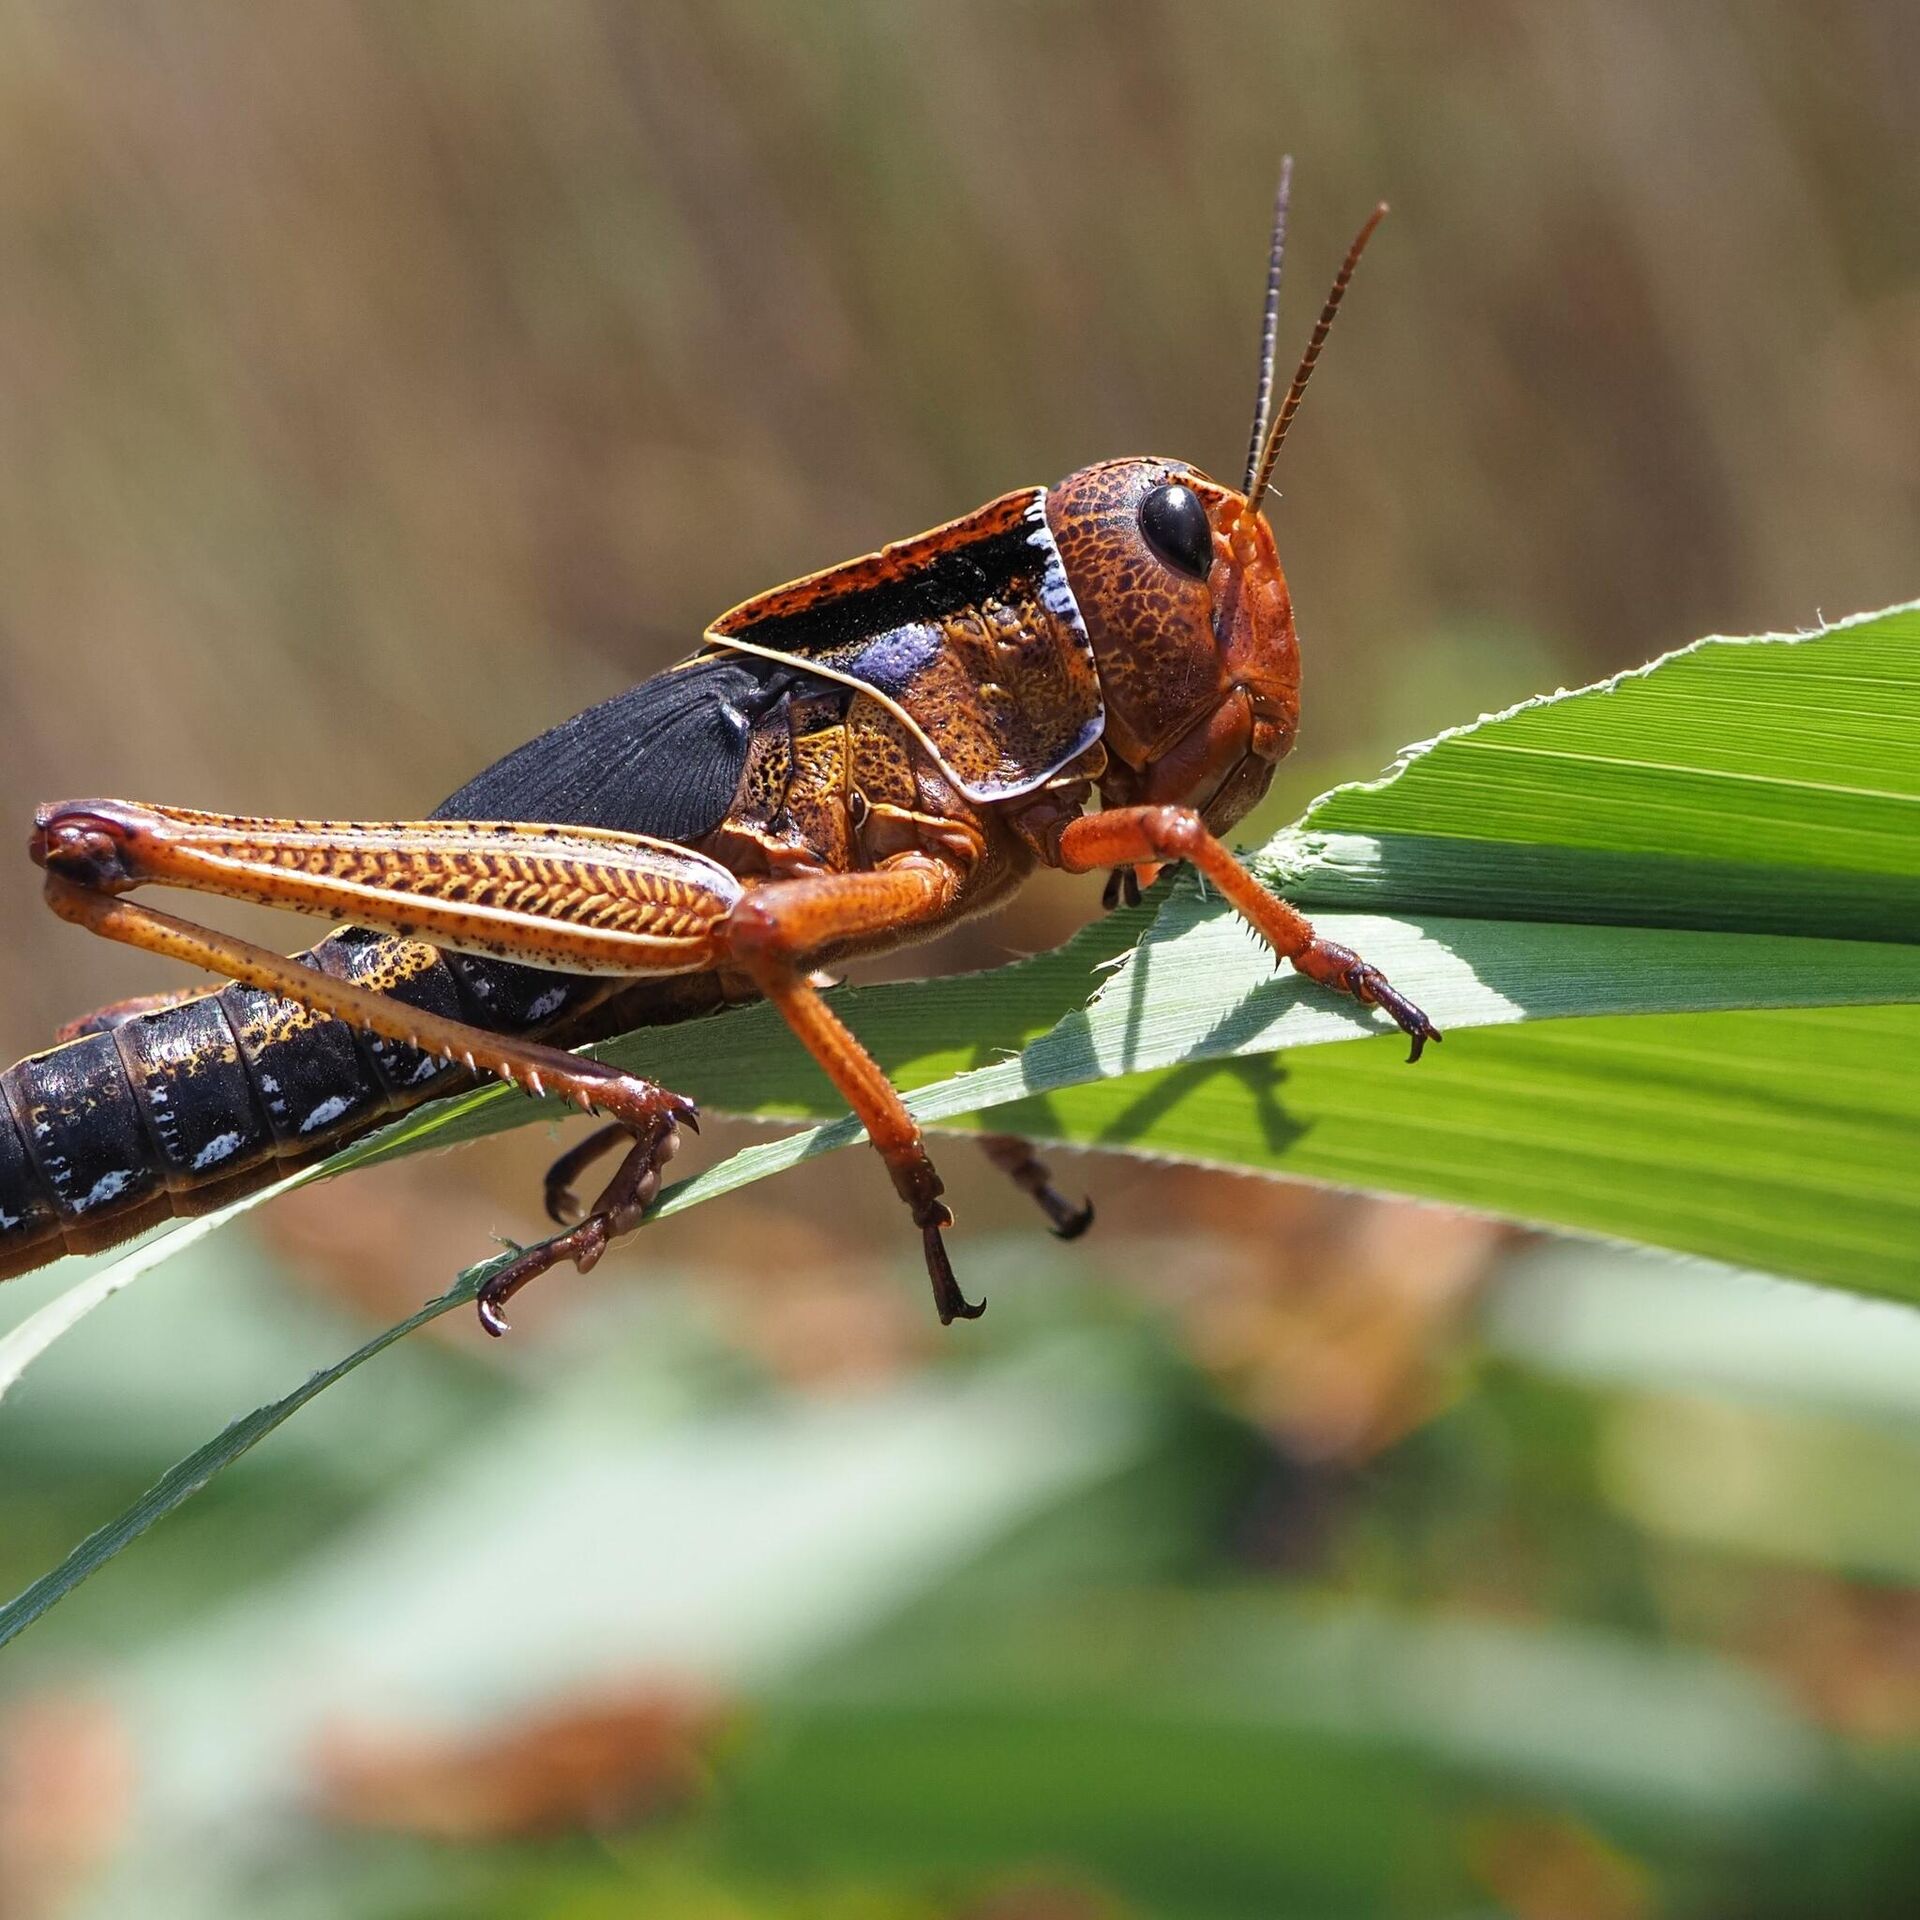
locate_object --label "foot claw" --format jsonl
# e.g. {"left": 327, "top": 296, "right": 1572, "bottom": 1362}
{"left": 477, "top": 1097, "right": 691, "bottom": 1334}
{"left": 979, "top": 1134, "right": 1094, "bottom": 1242}
{"left": 922, "top": 1222, "right": 985, "bottom": 1326}
{"left": 1320, "top": 948, "right": 1441, "bottom": 1063}
{"left": 1048, "top": 1196, "right": 1096, "bottom": 1241}
{"left": 1363, "top": 973, "right": 1441, "bottom": 1062}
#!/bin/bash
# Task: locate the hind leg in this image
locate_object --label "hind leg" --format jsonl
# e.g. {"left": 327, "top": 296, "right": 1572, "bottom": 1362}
{"left": 477, "top": 1118, "right": 683, "bottom": 1334}
{"left": 32, "top": 802, "right": 746, "bottom": 1330}
{"left": 541, "top": 1123, "right": 630, "bottom": 1226}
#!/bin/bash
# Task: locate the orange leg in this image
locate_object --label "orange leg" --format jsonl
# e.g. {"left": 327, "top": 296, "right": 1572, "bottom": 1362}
{"left": 40, "top": 875, "right": 702, "bottom": 1336}
{"left": 1055, "top": 806, "right": 1440, "bottom": 1060}
{"left": 41, "top": 878, "right": 693, "bottom": 1131}
{"left": 717, "top": 856, "right": 986, "bottom": 1322}
{"left": 31, "top": 798, "right": 1073, "bottom": 1327}
{"left": 31, "top": 799, "right": 739, "bottom": 975}
{"left": 31, "top": 798, "right": 733, "bottom": 1334}
{"left": 30, "top": 799, "right": 739, "bottom": 1122}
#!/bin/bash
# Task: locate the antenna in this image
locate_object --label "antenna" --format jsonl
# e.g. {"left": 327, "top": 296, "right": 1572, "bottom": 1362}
{"left": 1241, "top": 157, "right": 1293, "bottom": 493}
{"left": 1245, "top": 200, "right": 1388, "bottom": 517}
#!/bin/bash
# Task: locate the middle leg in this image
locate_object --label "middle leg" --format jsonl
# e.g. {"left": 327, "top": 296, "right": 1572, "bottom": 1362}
{"left": 979, "top": 1135, "right": 1094, "bottom": 1239}
{"left": 718, "top": 855, "right": 984, "bottom": 1323}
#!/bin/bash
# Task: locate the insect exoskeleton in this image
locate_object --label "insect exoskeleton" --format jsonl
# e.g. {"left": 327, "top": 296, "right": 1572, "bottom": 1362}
{"left": 5, "top": 166, "right": 1435, "bottom": 1332}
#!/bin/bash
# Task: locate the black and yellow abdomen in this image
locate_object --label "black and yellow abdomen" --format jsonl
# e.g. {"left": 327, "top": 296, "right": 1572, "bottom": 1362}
{"left": 0, "top": 930, "right": 609, "bottom": 1277}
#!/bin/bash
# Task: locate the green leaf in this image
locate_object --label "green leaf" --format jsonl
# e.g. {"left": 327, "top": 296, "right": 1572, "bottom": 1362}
{"left": 0, "top": 1262, "right": 492, "bottom": 1649}
{"left": 1274, "top": 601, "right": 1920, "bottom": 939}
{"left": 4, "top": 601, "right": 1917, "bottom": 1644}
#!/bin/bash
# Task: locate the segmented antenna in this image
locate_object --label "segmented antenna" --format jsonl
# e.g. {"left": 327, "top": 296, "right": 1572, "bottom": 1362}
{"left": 1241, "top": 157, "right": 1293, "bottom": 494}
{"left": 1245, "top": 200, "right": 1388, "bottom": 517}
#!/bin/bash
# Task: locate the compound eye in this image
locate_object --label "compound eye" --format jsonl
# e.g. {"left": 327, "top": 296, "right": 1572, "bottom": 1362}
{"left": 1138, "top": 482, "right": 1215, "bottom": 582}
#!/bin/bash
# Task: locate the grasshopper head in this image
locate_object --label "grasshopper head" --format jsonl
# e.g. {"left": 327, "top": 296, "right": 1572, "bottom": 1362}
{"left": 1045, "top": 456, "right": 1297, "bottom": 835}
{"left": 1045, "top": 173, "right": 1384, "bottom": 837}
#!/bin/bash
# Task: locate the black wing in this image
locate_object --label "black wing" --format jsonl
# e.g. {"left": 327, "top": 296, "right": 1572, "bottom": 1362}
{"left": 434, "top": 654, "right": 800, "bottom": 844}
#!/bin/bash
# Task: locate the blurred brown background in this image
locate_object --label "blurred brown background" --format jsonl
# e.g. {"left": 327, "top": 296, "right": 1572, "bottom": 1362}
{"left": 2, "top": 0, "right": 1914, "bottom": 1046}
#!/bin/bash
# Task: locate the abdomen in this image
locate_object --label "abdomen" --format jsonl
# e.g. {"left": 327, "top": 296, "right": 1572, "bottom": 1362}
{"left": 0, "top": 930, "right": 613, "bottom": 1280}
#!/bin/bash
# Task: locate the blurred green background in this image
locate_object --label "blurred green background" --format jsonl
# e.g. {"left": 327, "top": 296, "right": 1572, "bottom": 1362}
{"left": 1, "top": 4, "right": 1916, "bottom": 1916}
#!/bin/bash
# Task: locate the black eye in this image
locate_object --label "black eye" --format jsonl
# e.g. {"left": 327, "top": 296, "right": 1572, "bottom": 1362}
{"left": 1139, "top": 482, "right": 1214, "bottom": 581}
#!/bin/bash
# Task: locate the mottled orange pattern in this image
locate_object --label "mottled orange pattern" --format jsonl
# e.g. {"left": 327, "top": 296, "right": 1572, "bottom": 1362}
{"left": 707, "top": 488, "right": 1104, "bottom": 802}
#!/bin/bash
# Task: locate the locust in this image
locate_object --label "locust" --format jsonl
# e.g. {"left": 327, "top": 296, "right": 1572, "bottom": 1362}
{"left": 1, "top": 169, "right": 1436, "bottom": 1333}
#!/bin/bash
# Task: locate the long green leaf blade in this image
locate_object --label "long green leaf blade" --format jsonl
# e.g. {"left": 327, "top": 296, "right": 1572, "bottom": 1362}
{"left": 1274, "top": 604, "right": 1920, "bottom": 936}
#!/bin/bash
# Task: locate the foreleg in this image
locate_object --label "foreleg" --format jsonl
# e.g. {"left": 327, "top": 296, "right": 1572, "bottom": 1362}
{"left": 1055, "top": 806, "right": 1439, "bottom": 1059}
